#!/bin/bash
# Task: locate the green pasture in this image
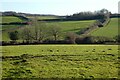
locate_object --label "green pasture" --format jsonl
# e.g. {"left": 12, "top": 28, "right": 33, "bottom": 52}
{"left": 90, "top": 18, "right": 119, "bottom": 38}
{"left": 2, "top": 45, "right": 119, "bottom": 78}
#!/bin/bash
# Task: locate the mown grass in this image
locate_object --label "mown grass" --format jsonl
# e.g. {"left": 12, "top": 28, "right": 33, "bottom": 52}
{"left": 2, "top": 45, "right": 119, "bottom": 79}
{"left": 0, "top": 16, "right": 24, "bottom": 23}
{"left": 90, "top": 18, "right": 119, "bottom": 38}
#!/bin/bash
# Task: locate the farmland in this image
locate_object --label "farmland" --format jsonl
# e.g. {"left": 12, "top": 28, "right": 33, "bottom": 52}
{"left": 90, "top": 18, "right": 119, "bottom": 38}
{"left": 2, "top": 45, "right": 119, "bottom": 78}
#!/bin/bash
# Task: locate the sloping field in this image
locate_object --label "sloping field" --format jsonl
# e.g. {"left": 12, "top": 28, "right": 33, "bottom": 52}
{"left": 2, "top": 45, "right": 119, "bottom": 78}
{"left": 46, "top": 20, "right": 95, "bottom": 33}
{"left": 0, "top": 16, "right": 24, "bottom": 23}
{"left": 90, "top": 18, "right": 119, "bottom": 38}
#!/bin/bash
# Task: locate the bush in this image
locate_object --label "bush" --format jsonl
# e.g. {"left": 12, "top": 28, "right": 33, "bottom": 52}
{"left": 8, "top": 31, "right": 19, "bottom": 42}
{"left": 65, "top": 32, "right": 78, "bottom": 44}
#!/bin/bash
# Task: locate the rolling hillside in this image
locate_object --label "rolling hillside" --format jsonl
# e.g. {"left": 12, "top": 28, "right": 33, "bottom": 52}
{"left": 46, "top": 20, "right": 95, "bottom": 33}
{"left": 1, "top": 15, "right": 118, "bottom": 41}
{"left": 0, "top": 16, "right": 24, "bottom": 23}
{"left": 90, "top": 18, "right": 119, "bottom": 38}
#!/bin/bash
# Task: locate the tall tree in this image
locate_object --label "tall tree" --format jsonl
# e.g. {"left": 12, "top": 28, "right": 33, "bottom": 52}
{"left": 21, "top": 26, "right": 32, "bottom": 43}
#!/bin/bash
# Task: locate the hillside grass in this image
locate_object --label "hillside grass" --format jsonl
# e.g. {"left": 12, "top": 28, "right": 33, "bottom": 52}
{"left": 0, "top": 16, "right": 24, "bottom": 23}
{"left": 90, "top": 18, "right": 119, "bottom": 38}
{"left": 46, "top": 20, "right": 95, "bottom": 33}
{"left": 2, "top": 45, "right": 119, "bottom": 78}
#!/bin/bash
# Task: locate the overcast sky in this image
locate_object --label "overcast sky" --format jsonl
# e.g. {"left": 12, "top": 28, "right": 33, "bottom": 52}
{"left": 0, "top": 0, "right": 119, "bottom": 15}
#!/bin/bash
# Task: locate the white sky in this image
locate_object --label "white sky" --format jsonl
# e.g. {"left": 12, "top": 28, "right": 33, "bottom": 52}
{"left": 0, "top": 0, "right": 119, "bottom": 15}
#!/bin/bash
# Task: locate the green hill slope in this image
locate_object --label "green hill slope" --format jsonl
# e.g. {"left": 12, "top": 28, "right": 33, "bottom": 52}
{"left": 90, "top": 18, "right": 119, "bottom": 38}
{"left": 46, "top": 20, "right": 95, "bottom": 33}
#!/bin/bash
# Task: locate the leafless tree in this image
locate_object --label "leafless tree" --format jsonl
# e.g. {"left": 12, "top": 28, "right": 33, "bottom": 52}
{"left": 48, "top": 25, "right": 62, "bottom": 41}
{"left": 66, "top": 32, "right": 77, "bottom": 44}
{"left": 21, "top": 26, "right": 32, "bottom": 43}
{"left": 31, "top": 17, "right": 47, "bottom": 42}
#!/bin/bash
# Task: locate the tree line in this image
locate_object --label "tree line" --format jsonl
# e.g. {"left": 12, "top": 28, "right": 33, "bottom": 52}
{"left": 66, "top": 9, "right": 110, "bottom": 21}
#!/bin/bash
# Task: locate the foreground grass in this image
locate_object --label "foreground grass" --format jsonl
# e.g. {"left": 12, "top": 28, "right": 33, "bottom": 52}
{"left": 90, "top": 18, "right": 119, "bottom": 38}
{"left": 2, "top": 45, "right": 119, "bottom": 79}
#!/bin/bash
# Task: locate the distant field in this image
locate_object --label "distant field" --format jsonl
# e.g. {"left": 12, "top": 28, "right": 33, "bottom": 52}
{"left": 2, "top": 45, "right": 119, "bottom": 78}
{"left": 0, "top": 16, "right": 24, "bottom": 23}
{"left": 27, "top": 16, "right": 60, "bottom": 20}
{"left": 90, "top": 18, "right": 119, "bottom": 38}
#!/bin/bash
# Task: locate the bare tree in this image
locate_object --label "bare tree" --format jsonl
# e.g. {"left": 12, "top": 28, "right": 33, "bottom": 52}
{"left": 65, "top": 32, "right": 77, "bottom": 44}
{"left": 31, "top": 17, "right": 47, "bottom": 42}
{"left": 48, "top": 25, "right": 62, "bottom": 41}
{"left": 21, "top": 26, "right": 32, "bottom": 43}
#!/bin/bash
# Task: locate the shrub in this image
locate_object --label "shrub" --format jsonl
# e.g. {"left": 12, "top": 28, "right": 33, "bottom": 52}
{"left": 114, "top": 35, "right": 120, "bottom": 43}
{"left": 65, "top": 32, "right": 78, "bottom": 44}
{"left": 8, "top": 31, "right": 19, "bottom": 42}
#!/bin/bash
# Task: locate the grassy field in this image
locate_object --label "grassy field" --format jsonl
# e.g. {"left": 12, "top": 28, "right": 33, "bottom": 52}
{"left": 90, "top": 18, "right": 119, "bottom": 38}
{"left": 2, "top": 45, "right": 119, "bottom": 79}
{"left": 27, "top": 15, "right": 60, "bottom": 20}
{"left": 0, "top": 16, "right": 24, "bottom": 23}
